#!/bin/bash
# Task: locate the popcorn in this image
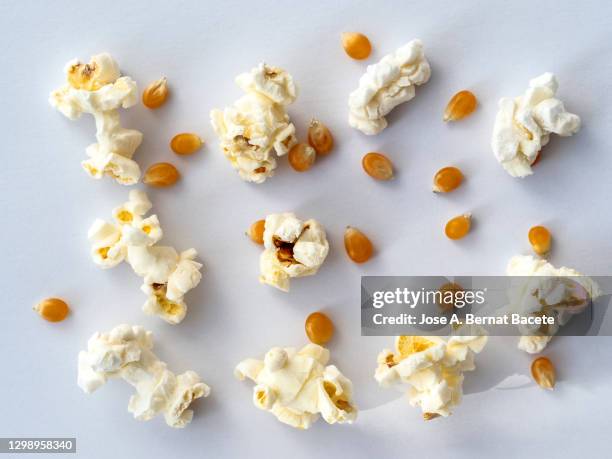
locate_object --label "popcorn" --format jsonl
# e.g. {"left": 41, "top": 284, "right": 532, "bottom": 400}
{"left": 348, "top": 40, "right": 431, "bottom": 135}
{"left": 78, "top": 324, "right": 210, "bottom": 428}
{"left": 259, "top": 213, "right": 329, "bottom": 291}
{"left": 210, "top": 63, "right": 298, "bottom": 183}
{"left": 235, "top": 344, "right": 357, "bottom": 429}
{"left": 49, "top": 53, "right": 143, "bottom": 185}
{"left": 88, "top": 190, "right": 203, "bottom": 324}
{"left": 506, "top": 255, "right": 601, "bottom": 353}
{"left": 491, "top": 73, "right": 581, "bottom": 177}
{"left": 375, "top": 335, "right": 487, "bottom": 418}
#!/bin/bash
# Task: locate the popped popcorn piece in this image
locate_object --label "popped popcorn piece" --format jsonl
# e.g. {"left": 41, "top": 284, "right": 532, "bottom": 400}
{"left": 348, "top": 40, "right": 431, "bottom": 135}
{"left": 78, "top": 324, "right": 210, "bottom": 428}
{"left": 49, "top": 53, "right": 143, "bottom": 185}
{"left": 259, "top": 213, "right": 329, "bottom": 291}
{"left": 375, "top": 335, "right": 487, "bottom": 418}
{"left": 88, "top": 190, "right": 203, "bottom": 324}
{"left": 491, "top": 73, "right": 581, "bottom": 177}
{"left": 210, "top": 63, "right": 298, "bottom": 183}
{"left": 235, "top": 344, "right": 357, "bottom": 429}
{"left": 506, "top": 255, "right": 601, "bottom": 353}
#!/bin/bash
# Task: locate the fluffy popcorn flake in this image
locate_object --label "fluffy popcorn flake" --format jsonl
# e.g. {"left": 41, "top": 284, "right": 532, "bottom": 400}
{"left": 348, "top": 39, "right": 431, "bottom": 135}
{"left": 88, "top": 191, "right": 203, "bottom": 324}
{"left": 259, "top": 213, "right": 329, "bottom": 291}
{"left": 375, "top": 335, "right": 487, "bottom": 418}
{"left": 49, "top": 53, "right": 143, "bottom": 185}
{"left": 235, "top": 344, "right": 357, "bottom": 429}
{"left": 491, "top": 73, "right": 581, "bottom": 178}
{"left": 78, "top": 324, "right": 210, "bottom": 428}
{"left": 506, "top": 255, "right": 600, "bottom": 353}
{"left": 210, "top": 63, "right": 298, "bottom": 183}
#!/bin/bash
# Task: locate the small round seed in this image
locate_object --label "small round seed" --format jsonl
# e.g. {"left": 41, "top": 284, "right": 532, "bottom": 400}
{"left": 344, "top": 227, "right": 374, "bottom": 263}
{"left": 362, "top": 152, "right": 394, "bottom": 180}
{"left": 305, "top": 311, "right": 334, "bottom": 344}
{"left": 341, "top": 32, "right": 372, "bottom": 60}
{"left": 531, "top": 356, "right": 556, "bottom": 390}
{"left": 433, "top": 166, "right": 463, "bottom": 193}
{"left": 144, "top": 162, "right": 180, "bottom": 187}
{"left": 528, "top": 225, "right": 552, "bottom": 255}
{"left": 170, "top": 133, "right": 202, "bottom": 155}
{"left": 445, "top": 214, "right": 471, "bottom": 240}
{"left": 34, "top": 298, "right": 70, "bottom": 322}
{"left": 288, "top": 143, "right": 316, "bottom": 172}
{"left": 248, "top": 219, "right": 266, "bottom": 245}
{"left": 308, "top": 119, "right": 334, "bottom": 155}
{"left": 443, "top": 90, "right": 477, "bottom": 122}
{"left": 142, "top": 77, "right": 169, "bottom": 109}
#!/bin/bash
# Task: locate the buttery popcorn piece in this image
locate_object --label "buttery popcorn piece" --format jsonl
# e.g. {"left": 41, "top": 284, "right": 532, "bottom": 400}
{"left": 78, "top": 324, "right": 210, "bottom": 428}
{"left": 259, "top": 213, "right": 329, "bottom": 291}
{"left": 348, "top": 39, "right": 431, "bottom": 135}
{"left": 492, "top": 73, "right": 581, "bottom": 177}
{"left": 88, "top": 190, "right": 203, "bottom": 324}
{"left": 49, "top": 53, "right": 143, "bottom": 185}
{"left": 506, "top": 255, "right": 601, "bottom": 353}
{"left": 375, "top": 335, "right": 487, "bottom": 418}
{"left": 210, "top": 63, "right": 298, "bottom": 183}
{"left": 235, "top": 344, "right": 357, "bottom": 429}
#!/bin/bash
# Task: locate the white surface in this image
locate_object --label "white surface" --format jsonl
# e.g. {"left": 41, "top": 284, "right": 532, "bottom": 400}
{"left": 1, "top": 0, "right": 612, "bottom": 457}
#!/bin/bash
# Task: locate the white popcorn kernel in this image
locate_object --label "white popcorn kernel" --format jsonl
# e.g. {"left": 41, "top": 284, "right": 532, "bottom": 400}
{"left": 49, "top": 53, "right": 143, "bottom": 185}
{"left": 210, "top": 63, "right": 298, "bottom": 183}
{"left": 506, "top": 255, "right": 601, "bottom": 353}
{"left": 87, "top": 191, "right": 203, "bottom": 324}
{"left": 491, "top": 73, "right": 581, "bottom": 178}
{"left": 374, "top": 335, "right": 487, "bottom": 418}
{"left": 348, "top": 40, "right": 431, "bottom": 135}
{"left": 258, "top": 213, "right": 329, "bottom": 292}
{"left": 235, "top": 344, "right": 357, "bottom": 429}
{"left": 78, "top": 325, "right": 210, "bottom": 428}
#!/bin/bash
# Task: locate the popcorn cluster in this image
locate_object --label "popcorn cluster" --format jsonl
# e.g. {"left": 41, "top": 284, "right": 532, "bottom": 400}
{"left": 506, "top": 255, "right": 601, "bottom": 353}
{"left": 492, "top": 73, "right": 581, "bottom": 178}
{"left": 88, "top": 190, "right": 203, "bottom": 324}
{"left": 375, "top": 335, "right": 487, "bottom": 418}
{"left": 235, "top": 344, "right": 357, "bottom": 429}
{"left": 348, "top": 39, "right": 431, "bottom": 135}
{"left": 210, "top": 63, "right": 298, "bottom": 183}
{"left": 78, "top": 324, "right": 210, "bottom": 428}
{"left": 49, "top": 53, "right": 143, "bottom": 185}
{"left": 259, "top": 213, "right": 329, "bottom": 291}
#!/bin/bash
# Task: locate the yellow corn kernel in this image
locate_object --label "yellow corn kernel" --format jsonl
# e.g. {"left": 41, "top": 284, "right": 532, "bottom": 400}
{"left": 308, "top": 119, "right": 334, "bottom": 155}
{"left": 443, "top": 90, "right": 477, "bottom": 122}
{"left": 445, "top": 214, "right": 471, "bottom": 240}
{"left": 433, "top": 166, "right": 463, "bottom": 193}
{"left": 170, "top": 133, "right": 202, "bottom": 155}
{"left": 34, "top": 298, "right": 70, "bottom": 322}
{"left": 247, "top": 219, "right": 265, "bottom": 245}
{"left": 344, "top": 227, "right": 374, "bottom": 263}
{"left": 288, "top": 143, "right": 316, "bottom": 172}
{"left": 144, "top": 162, "right": 180, "bottom": 187}
{"left": 142, "top": 77, "right": 169, "bottom": 109}
{"left": 341, "top": 32, "right": 372, "bottom": 60}
{"left": 531, "top": 356, "right": 556, "bottom": 390}
{"left": 305, "top": 311, "right": 334, "bottom": 344}
{"left": 362, "top": 152, "right": 394, "bottom": 180}
{"left": 528, "top": 225, "right": 552, "bottom": 255}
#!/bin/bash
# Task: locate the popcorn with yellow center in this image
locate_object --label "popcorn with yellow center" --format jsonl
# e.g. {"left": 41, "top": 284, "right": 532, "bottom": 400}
{"left": 88, "top": 190, "right": 203, "bottom": 324}
{"left": 375, "top": 335, "right": 487, "bottom": 418}
{"left": 49, "top": 53, "right": 143, "bottom": 185}
{"left": 235, "top": 344, "right": 357, "bottom": 429}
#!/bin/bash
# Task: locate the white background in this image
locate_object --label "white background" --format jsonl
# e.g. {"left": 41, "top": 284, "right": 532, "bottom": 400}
{"left": 2, "top": 0, "right": 612, "bottom": 457}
